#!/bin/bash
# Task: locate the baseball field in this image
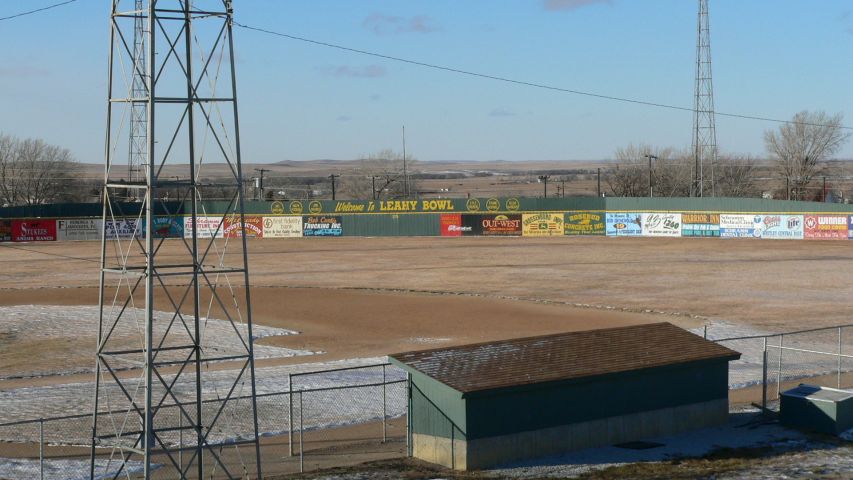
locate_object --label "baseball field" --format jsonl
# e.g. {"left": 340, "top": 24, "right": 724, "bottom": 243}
{"left": 1, "top": 235, "right": 849, "bottom": 385}
{"left": 1, "top": 236, "right": 851, "bottom": 478}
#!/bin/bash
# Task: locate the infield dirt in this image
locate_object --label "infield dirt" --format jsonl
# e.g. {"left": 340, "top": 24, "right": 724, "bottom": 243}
{"left": 1, "top": 235, "right": 849, "bottom": 385}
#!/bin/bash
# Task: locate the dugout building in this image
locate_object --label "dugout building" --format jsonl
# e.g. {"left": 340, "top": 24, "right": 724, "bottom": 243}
{"left": 390, "top": 322, "right": 740, "bottom": 470}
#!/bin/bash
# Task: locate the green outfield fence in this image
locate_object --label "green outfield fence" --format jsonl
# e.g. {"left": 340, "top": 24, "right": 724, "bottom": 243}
{"left": 1, "top": 197, "right": 852, "bottom": 241}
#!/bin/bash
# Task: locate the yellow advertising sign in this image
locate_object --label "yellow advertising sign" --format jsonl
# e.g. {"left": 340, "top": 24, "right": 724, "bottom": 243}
{"left": 522, "top": 213, "right": 564, "bottom": 237}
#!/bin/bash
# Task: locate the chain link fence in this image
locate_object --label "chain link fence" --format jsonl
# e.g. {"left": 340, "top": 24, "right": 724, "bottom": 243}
{"left": 0, "top": 363, "right": 409, "bottom": 479}
{"left": 711, "top": 324, "right": 853, "bottom": 411}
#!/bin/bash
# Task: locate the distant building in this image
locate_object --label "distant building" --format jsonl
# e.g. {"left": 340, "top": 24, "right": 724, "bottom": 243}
{"left": 391, "top": 322, "right": 740, "bottom": 470}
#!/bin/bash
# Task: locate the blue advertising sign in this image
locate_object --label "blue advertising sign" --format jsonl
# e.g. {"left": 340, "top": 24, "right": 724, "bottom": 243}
{"left": 849, "top": 215, "right": 853, "bottom": 239}
{"left": 143, "top": 216, "right": 184, "bottom": 238}
{"left": 605, "top": 213, "right": 642, "bottom": 237}
{"left": 303, "top": 216, "right": 342, "bottom": 236}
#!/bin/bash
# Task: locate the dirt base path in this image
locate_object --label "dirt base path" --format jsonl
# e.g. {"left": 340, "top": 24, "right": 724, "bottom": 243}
{"left": 0, "top": 286, "right": 668, "bottom": 387}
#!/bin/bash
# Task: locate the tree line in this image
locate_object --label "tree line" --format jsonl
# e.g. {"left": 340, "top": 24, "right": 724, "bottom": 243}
{"left": 605, "top": 110, "right": 850, "bottom": 200}
{"left": 1, "top": 110, "right": 849, "bottom": 207}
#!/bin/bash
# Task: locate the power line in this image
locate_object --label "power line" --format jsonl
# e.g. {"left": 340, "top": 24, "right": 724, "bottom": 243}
{"left": 0, "top": 0, "right": 79, "bottom": 22}
{"left": 0, "top": 3, "right": 849, "bottom": 132}
{"left": 233, "top": 21, "right": 853, "bottom": 132}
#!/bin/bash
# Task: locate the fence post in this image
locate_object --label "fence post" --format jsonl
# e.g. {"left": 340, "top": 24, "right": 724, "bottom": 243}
{"left": 703, "top": 324, "right": 708, "bottom": 340}
{"left": 838, "top": 327, "right": 843, "bottom": 389}
{"left": 382, "top": 364, "right": 387, "bottom": 443}
{"left": 762, "top": 337, "right": 768, "bottom": 412}
{"left": 450, "top": 423, "right": 455, "bottom": 470}
{"left": 776, "top": 334, "right": 784, "bottom": 400}
{"left": 179, "top": 412, "right": 183, "bottom": 470}
{"left": 288, "top": 373, "right": 293, "bottom": 457}
{"left": 406, "top": 372, "right": 412, "bottom": 457}
{"left": 39, "top": 418, "right": 44, "bottom": 480}
{"left": 299, "top": 391, "right": 304, "bottom": 474}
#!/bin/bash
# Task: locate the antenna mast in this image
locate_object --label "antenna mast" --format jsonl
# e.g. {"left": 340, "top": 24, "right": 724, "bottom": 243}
{"left": 128, "top": 0, "right": 146, "bottom": 194}
{"left": 692, "top": 0, "right": 718, "bottom": 197}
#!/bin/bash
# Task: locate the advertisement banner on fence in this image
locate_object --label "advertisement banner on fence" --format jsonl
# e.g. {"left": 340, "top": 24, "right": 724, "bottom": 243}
{"left": 804, "top": 215, "right": 848, "bottom": 240}
{"left": 224, "top": 215, "right": 263, "bottom": 238}
{"left": 440, "top": 214, "right": 465, "bottom": 237}
{"left": 105, "top": 219, "right": 139, "bottom": 239}
{"left": 463, "top": 214, "right": 522, "bottom": 236}
{"left": 57, "top": 219, "right": 103, "bottom": 241}
{"left": 850, "top": 216, "right": 853, "bottom": 239}
{"left": 522, "top": 213, "right": 564, "bottom": 237}
{"left": 303, "top": 216, "right": 342, "bottom": 236}
{"left": 641, "top": 213, "right": 682, "bottom": 237}
{"left": 753, "top": 214, "right": 803, "bottom": 239}
{"left": 12, "top": 219, "right": 57, "bottom": 242}
{"left": 263, "top": 216, "right": 302, "bottom": 238}
{"left": 144, "top": 216, "right": 184, "bottom": 238}
{"left": 184, "top": 216, "right": 224, "bottom": 239}
{"left": 719, "top": 214, "right": 755, "bottom": 238}
{"left": 564, "top": 211, "right": 605, "bottom": 236}
{"left": 681, "top": 213, "right": 720, "bottom": 237}
{"left": 0, "top": 219, "right": 12, "bottom": 242}
{"left": 605, "top": 213, "right": 642, "bottom": 237}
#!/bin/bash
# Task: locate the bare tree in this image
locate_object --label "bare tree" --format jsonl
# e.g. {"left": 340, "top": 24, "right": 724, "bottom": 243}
{"left": 764, "top": 111, "right": 851, "bottom": 200}
{"left": 714, "top": 154, "right": 760, "bottom": 198}
{"left": 343, "top": 149, "right": 418, "bottom": 199}
{"left": 606, "top": 144, "right": 689, "bottom": 197}
{"left": 0, "top": 134, "right": 81, "bottom": 206}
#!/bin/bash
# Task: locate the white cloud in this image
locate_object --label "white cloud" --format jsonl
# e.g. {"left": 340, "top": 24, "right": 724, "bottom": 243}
{"left": 363, "top": 13, "right": 441, "bottom": 35}
{"left": 543, "top": 0, "right": 612, "bottom": 12}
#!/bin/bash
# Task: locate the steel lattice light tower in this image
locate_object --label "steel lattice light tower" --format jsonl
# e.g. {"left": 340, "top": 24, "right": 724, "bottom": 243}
{"left": 128, "top": 0, "right": 147, "bottom": 189}
{"left": 92, "top": 1, "right": 262, "bottom": 478}
{"left": 692, "top": 0, "right": 718, "bottom": 197}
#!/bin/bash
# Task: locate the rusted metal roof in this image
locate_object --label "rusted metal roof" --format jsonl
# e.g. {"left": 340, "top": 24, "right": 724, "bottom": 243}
{"left": 390, "top": 322, "right": 740, "bottom": 394}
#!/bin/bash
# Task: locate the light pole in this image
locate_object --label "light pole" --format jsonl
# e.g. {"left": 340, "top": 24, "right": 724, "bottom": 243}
{"left": 644, "top": 155, "right": 658, "bottom": 198}
{"left": 538, "top": 175, "right": 550, "bottom": 198}
{"left": 329, "top": 174, "right": 339, "bottom": 201}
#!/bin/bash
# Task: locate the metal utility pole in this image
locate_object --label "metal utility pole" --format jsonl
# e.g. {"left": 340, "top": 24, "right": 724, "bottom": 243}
{"left": 692, "top": 0, "right": 718, "bottom": 197}
{"left": 254, "top": 168, "right": 270, "bottom": 201}
{"left": 93, "top": 2, "right": 262, "bottom": 479}
{"left": 372, "top": 175, "right": 378, "bottom": 200}
{"left": 127, "top": 0, "right": 147, "bottom": 197}
{"left": 402, "top": 126, "right": 409, "bottom": 197}
{"left": 538, "top": 175, "right": 550, "bottom": 198}
{"left": 645, "top": 155, "right": 658, "bottom": 198}
{"left": 597, "top": 167, "right": 601, "bottom": 197}
{"left": 329, "top": 174, "right": 339, "bottom": 200}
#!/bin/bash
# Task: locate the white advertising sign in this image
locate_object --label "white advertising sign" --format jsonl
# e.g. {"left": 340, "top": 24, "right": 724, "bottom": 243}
{"left": 262, "top": 216, "right": 303, "bottom": 238}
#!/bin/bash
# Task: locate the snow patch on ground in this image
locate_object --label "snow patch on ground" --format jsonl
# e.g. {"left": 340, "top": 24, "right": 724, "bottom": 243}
{"left": 0, "top": 305, "right": 317, "bottom": 379}
{"left": 0, "top": 356, "right": 406, "bottom": 447}
{"left": 690, "top": 320, "right": 851, "bottom": 390}
{"left": 0, "top": 457, "right": 150, "bottom": 480}
{"left": 486, "top": 410, "right": 838, "bottom": 479}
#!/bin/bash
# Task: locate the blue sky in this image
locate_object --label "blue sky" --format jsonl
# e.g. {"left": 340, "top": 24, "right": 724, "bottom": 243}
{"left": 1, "top": 0, "right": 851, "bottom": 163}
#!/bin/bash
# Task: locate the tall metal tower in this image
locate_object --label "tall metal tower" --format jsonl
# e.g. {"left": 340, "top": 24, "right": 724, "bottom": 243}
{"left": 92, "top": 1, "right": 262, "bottom": 478}
{"left": 692, "top": 0, "right": 718, "bottom": 197}
{"left": 128, "top": 0, "right": 146, "bottom": 188}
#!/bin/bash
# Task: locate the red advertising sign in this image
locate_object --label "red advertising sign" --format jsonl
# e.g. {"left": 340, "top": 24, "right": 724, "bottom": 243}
{"left": 440, "top": 214, "right": 464, "bottom": 237}
{"left": 223, "top": 215, "right": 264, "bottom": 238}
{"left": 12, "top": 219, "right": 57, "bottom": 242}
{"left": 804, "top": 215, "right": 847, "bottom": 240}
